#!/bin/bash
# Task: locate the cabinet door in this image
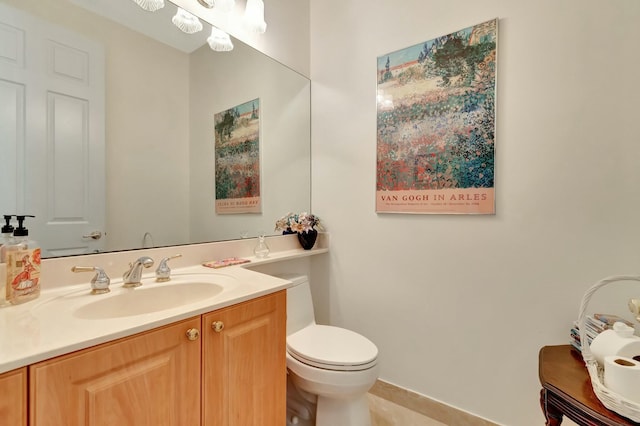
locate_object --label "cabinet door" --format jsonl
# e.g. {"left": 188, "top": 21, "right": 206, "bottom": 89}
{"left": 29, "top": 317, "right": 201, "bottom": 426}
{"left": 0, "top": 367, "right": 27, "bottom": 426}
{"left": 203, "top": 291, "right": 286, "bottom": 426}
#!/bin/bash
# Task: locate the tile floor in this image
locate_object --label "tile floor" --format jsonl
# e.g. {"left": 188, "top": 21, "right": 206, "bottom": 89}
{"left": 368, "top": 393, "right": 446, "bottom": 426}
{"left": 369, "top": 392, "right": 579, "bottom": 426}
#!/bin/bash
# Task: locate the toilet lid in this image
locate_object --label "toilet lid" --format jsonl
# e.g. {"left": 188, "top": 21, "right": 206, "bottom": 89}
{"left": 287, "top": 325, "right": 378, "bottom": 371}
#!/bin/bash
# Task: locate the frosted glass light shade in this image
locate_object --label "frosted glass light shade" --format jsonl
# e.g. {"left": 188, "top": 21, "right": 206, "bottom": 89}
{"left": 215, "top": 0, "right": 235, "bottom": 13}
{"left": 243, "top": 0, "right": 266, "bottom": 34}
{"left": 131, "top": 0, "right": 165, "bottom": 12}
{"left": 207, "top": 27, "right": 234, "bottom": 52}
{"left": 172, "top": 8, "right": 203, "bottom": 34}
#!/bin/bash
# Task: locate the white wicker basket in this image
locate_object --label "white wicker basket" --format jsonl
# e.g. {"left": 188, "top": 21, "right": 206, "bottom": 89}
{"left": 578, "top": 275, "right": 640, "bottom": 422}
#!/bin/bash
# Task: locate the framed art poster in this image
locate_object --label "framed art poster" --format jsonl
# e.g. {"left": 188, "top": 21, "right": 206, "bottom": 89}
{"left": 376, "top": 19, "right": 497, "bottom": 214}
{"left": 214, "top": 98, "right": 261, "bottom": 214}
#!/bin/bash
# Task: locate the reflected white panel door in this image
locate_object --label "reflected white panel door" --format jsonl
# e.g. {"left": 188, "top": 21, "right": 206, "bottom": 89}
{"left": 0, "top": 3, "right": 105, "bottom": 257}
{"left": 0, "top": 14, "right": 26, "bottom": 225}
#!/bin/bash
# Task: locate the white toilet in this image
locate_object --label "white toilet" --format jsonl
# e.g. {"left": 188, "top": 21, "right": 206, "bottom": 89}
{"left": 283, "top": 274, "right": 379, "bottom": 426}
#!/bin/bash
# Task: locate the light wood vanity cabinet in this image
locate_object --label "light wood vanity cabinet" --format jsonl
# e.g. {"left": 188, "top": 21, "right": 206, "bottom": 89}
{"left": 203, "top": 291, "right": 286, "bottom": 425}
{"left": 29, "top": 316, "right": 202, "bottom": 426}
{"left": 27, "top": 291, "right": 286, "bottom": 426}
{"left": 0, "top": 367, "right": 27, "bottom": 426}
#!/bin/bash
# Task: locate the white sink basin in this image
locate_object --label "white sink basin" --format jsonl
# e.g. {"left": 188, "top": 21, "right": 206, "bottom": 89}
{"left": 31, "top": 272, "right": 239, "bottom": 321}
{"left": 73, "top": 281, "right": 224, "bottom": 319}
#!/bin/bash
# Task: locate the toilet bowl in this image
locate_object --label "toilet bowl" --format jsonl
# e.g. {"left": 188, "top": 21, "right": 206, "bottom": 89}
{"left": 282, "top": 274, "right": 379, "bottom": 426}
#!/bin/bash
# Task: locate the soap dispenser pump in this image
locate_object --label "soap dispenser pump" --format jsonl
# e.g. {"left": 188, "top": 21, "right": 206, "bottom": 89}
{"left": 1, "top": 215, "right": 14, "bottom": 237}
{"left": 0, "top": 215, "right": 14, "bottom": 251}
{"left": 5, "top": 215, "right": 41, "bottom": 304}
{"left": 0, "top": 215, "right": 15, "bottom": 307}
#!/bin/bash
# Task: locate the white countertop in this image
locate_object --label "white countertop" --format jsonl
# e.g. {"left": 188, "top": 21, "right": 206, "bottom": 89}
{"left": 0, "top": 243, "right": 328, "bottom": 374}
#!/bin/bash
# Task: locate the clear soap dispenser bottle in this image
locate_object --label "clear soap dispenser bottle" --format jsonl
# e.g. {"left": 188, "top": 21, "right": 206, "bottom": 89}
{"left": 253, "top": 234, "right": 270, "bottom": 258}
{"left": 0, "top": 215, "right": 15, "bottom": 307}
{"left": 5, "top": 215, "right": 41, "bottom": 304}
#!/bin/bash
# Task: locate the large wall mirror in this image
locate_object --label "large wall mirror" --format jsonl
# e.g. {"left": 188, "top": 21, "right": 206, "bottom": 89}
{"left": 0, "top": 0, "right": 311, "bottom": 258}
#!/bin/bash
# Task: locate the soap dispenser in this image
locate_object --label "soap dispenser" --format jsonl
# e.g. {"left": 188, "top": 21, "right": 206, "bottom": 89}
{"left": 5, "top": 215, "right": 41, "bottom": 304}
{"left": 0, "top": 215, "right": 15, "bottom": 307}
{"left": 253, "top": 234, "right": 270, "bottom": 258}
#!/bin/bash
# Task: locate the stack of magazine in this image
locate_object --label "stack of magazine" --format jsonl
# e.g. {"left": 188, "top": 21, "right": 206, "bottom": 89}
{"left": 570, "top": 313, "right": 635, "bottom": 352}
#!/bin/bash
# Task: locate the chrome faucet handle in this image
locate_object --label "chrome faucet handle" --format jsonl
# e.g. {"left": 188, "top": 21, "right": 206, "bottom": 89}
{"left": 155, "top": 254, "right": 182, "bottom": 282}
{"left": 123, "top": 256, "right": 154, "bottom": 288}
{"left": 71, "top": 266, "right": 111, "bottom": 295}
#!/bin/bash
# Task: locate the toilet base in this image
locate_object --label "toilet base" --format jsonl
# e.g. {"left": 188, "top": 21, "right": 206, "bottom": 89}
{"left": 287, "top": 374, "right": 316, "bottom": 426}
{"left": 316, "top": 394, "right": 372, "bottom": 426}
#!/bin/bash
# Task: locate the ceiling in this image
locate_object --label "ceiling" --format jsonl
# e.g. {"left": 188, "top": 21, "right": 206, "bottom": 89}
{"left": 69, "top": 0, "right": 210, "bottom": 53}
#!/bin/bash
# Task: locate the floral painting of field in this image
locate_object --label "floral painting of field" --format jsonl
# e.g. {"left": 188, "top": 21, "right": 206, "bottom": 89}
{"left": 214, "top": 98, "right": 261, "bottom": 214}
{"left": 376, "top": 19, "right": 496, "bottom": 214}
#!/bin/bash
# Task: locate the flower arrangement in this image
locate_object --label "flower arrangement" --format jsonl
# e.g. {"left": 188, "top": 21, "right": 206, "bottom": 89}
{"left": 275, "top": 212, "right": 323, "bottom": 234}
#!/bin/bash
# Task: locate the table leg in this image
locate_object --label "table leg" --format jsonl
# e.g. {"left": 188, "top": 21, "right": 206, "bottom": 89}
{"left": 540, "top": 388, "right": 563, "bottom": 426}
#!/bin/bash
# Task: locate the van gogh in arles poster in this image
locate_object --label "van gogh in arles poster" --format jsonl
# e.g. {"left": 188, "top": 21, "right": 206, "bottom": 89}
{"left": 215, "top": 98, "right": 262, "bottom": 214}
{"left": 376, "top": 19, "right": 497, "bottom": 214}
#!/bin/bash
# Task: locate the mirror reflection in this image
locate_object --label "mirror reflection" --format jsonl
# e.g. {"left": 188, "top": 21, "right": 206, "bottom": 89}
{"left": 0, "top": 0, "right": 311, "bottom": 258}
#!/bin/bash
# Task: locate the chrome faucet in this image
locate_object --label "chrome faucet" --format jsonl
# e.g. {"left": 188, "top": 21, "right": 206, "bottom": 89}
{"left": 71, "top": 266, "right": 111, "bottom": 294}
{"left": 123, "top": 256, "right": 154, "bottom": 288}
{"left": 155, "top": 254, "right": 182, "bottom": 282}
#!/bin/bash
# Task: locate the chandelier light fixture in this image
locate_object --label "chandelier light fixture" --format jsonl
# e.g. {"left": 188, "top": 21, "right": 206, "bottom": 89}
{"left": 172, "top": 7, "right": 203, "bottom": 34}
{"left": 134, "top": 0, "right": 260, "bottom": 53}
{"left": 130, "top": 0, "right": 165, "bottom": 12}
{"left": 243, "top": 0, "right": 266, "bottom": 34}
{"left": 207, "top": 26, "right": 234, "bottom": 52}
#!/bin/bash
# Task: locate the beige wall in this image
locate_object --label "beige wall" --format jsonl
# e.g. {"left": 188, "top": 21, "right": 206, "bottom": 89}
{"left": 310, "top": 0, "right": 640, "bottom": 425}
{"left": 104, "top": 23, "right": 191, "bottom": 251}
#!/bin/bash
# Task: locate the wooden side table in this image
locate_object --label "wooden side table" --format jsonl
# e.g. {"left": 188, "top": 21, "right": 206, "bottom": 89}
{"left": 539, "top": 345, "right": 639, "bottom": 425}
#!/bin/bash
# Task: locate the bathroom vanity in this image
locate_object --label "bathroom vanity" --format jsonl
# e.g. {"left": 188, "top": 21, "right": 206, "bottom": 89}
{"left": 0, "top": 237, "right": 328, "bottom": 426}
{"left": 28, "top": 291, "right": 285, "bottom": 425}
{"left": 1, "top": 291, "right": 285, "bottom": 426}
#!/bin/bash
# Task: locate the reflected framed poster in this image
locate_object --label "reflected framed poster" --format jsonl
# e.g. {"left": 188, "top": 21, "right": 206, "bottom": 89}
{"left": 214, "top": 98, "right": 261, "bottom": 214}
{"left": 376, "top": 19, "right": 497, "bottom": 214}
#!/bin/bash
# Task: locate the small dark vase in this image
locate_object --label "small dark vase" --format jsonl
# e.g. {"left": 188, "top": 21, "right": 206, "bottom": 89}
{"left": 297, "top": 229, "right": 318, "bottom": 250}
{"left": 282, "top": 228, "right": 296, "bottom": 235}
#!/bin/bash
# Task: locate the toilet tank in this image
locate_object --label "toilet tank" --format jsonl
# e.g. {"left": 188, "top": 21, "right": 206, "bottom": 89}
{"left": 279, "top": 274, "right": 316, "bottom": 336}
